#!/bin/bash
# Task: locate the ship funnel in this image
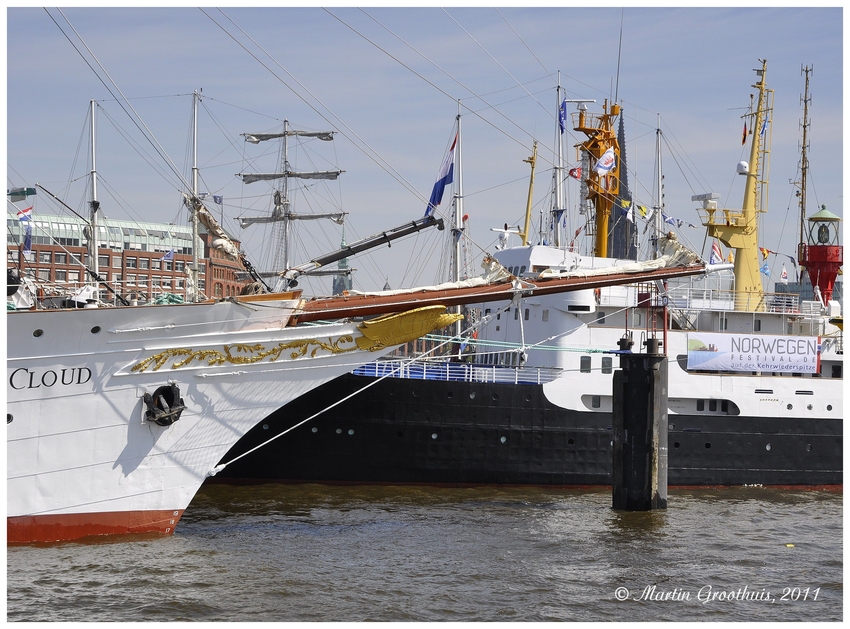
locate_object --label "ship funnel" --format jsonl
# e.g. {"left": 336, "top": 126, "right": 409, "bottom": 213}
{"left": 737, "top": 161, "right": 749, "bottom": 175}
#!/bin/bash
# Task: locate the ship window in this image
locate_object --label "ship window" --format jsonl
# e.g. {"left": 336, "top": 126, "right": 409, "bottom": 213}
{"left": 754, "top": 319, "right": 761, "bottom": 332}
{"left": 697, "top": 400, "right": 705, "bottom": 411}
{"left": 591, "top": 395, "right": 601, "bottom": 408}
{"left": 633, "top": 312, "right": 642, "bottom": 326}
{"left": 524, "top": 308, "right": 529, "bottom": 321}
{"left": 520, "top": 266, "right": 526, "bottom": 275}
{"left": 709, "top": 400, "right": 717, "bottom": 412}
{"left": 722, "top": 318, "right": 728, "bottom": 330}
{"left": 832, "top": 365, "right": 842, "bottom": 378}
{"left": 602, "top": 357, "right": 613, "bottom": 374}
{"left": 721, "top": 400, "right": 729, "bottom": 413}
{"left": 754, "top": 389, "right": 773, "bottom": 394}
{"left": 580, "top": 356, "right": 591, "bottom": 373}
{"left": 485, "top": 308, "right": 491, "bottom": 316}
{"left": 596, "top": 311, "right": 606, "bottom": 324}
{"left": 542, "top": 309, "right": 549, "bottom": 322}
{"left": 514, "top": 308, "right": 519, "bottom": 320}
{"left": 497, "top": 313, "right": 500, "bottom": 320}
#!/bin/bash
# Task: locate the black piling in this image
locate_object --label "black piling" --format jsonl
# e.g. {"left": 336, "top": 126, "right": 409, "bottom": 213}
{"left": 612, "top": 337, "right": 668, "bottom": 511}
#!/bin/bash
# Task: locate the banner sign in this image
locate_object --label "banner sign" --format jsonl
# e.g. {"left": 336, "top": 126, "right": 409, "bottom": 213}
{"left": 686, "top": 332, "right": 819, "bottom": 373}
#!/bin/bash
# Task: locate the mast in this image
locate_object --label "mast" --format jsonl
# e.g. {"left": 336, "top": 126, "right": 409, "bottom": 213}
{"left": 88, "top": 99, "right": 99, "bottom": 290}
{"left": 189, "top": 89, "right": 201, "bottom": 302}
{"left": 570, "top": 99, "right": 619, "bottom": 258}
{"left": 236, "top": 121, "right": 344, "bottom": 288}
{"left": 552, "top": 75, "right": 565, "bottom": 247}
{"left": 520, "top": 142, "right": 537, "bottom": 246}
{"left": 700, "top": 60, "right": 772, "bottom": 311}
{"left": 796, "top": 65, "right": 812, "bottom": 272}
{"left": 451, "top": 107, "right": 464, "bottom": 339}
{"left": 652, "top": 115, "right": 664, "bottom": 258}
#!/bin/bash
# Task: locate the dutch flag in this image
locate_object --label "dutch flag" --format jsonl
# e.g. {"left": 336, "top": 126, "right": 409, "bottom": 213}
{"left": 425, "top": 133, "right": 457, "bottom": 217}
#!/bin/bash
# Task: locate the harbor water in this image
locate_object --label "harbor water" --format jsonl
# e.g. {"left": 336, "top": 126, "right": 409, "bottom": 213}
{"left": 7, "top": 484, "right": 842, "bottom": 621}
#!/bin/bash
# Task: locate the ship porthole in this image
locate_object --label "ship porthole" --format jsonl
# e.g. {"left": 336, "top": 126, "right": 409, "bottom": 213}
{"left": 348, "top": 429, "right": 354, "bottom": 435}
{"left": 336, "top": 428, "right": 342, "bottom": 434}
{"left": 6, "top": 414, "right": 12, "bottom": 424}
{"left": 525, "top": 395, "right": 532, "bottom": 402}
{"left": 827, "top": 405, "right": 833, "bottom": 411}
{"left": 33, "top": 329, "right": 43, "bottom": 337}
{"left": 431, "top": 433, "right": 438, "bottom": 440}
{"left": 469, "top": 392, "right": 476, "bottom": 400}
{"left": 766, "top": 443, "right": 772, "bottom": 451}
{"left": 262, "top": 424, "right": 269, "bottom": 430}
{"left": 91, "top": 326, "right": 101, "bottom": 334}
{"left": 500, "top": 436, "right": 507, "bottom": 443}
{"left": 567, "top": 438, "right": 575, "bottom": 446}
{"left": 492, "top": 393, "right": 499, "bottom": 401}
{"left": 312, "top": 427, "right": 318, "bottom": 433}
{"left": 787, "top": 404, "right": 793, "bottom": 410}
{"left": 396, "top": 431, "right": 403, "bottom": 438}
{"left": 806, "top": 444, "right": 812, "bottom": 452}
{"left": 704, "top": 443, "right": 711, "bottom": 449}
{"left": 447, "top": 391, "right": 454, "bottom": 398}
{"left": 807, "top": 404, "right": 813, "bottom": 410}
{"left": 673, "top": 442, "right": 680, "bottom": 448}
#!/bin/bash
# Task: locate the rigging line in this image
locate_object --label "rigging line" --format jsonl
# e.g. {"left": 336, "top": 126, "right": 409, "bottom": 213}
{"left": 204, "top": 8, "right": 426, "bottom": 207}
{"left": 495, "top": 8, "right": 551, "bottom": 78}
{"left": 441, "top": 8, "right": 553, "bottom": 133}
{"left": 354, "top": 8, "right": 557, "bottom": 167}
{"left": 47, "top": 9, "right": 193, "bottom": 196}
{"left": 614, "top": 9, "right": 624, "bottom": 103}
{"left": 210, "top": 306, "right": 500, "bottom": 475}
{"left": 96, "top": 105, "right": 184, "bottom": 193}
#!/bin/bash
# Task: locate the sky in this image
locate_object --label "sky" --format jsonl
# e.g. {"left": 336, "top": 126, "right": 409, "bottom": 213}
{"left": 6, "top": 6, "right": 844, "bottom": 294}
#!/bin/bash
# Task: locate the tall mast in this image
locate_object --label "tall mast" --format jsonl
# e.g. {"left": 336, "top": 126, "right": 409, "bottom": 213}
{"left": 652, "top": 115, "right": 664, "bottom": 258}
{"left": 451, "top": 107, "right": 463, "bottom": 339}
{"left": 189, "top": 89, "right": 201, "bottom": 303}
{"left": 88, "top": 99, "right": 99, "bottom": 289}
{"left": 451, "top": 108, "right": 463, "bottom": 283}
{"left": 571, "top": 99, "right": 619, "bottom": 258}
{"left": 553, "top": 75, "right": 565, "bottom": 247}
{"left": 700, "top": 59, "right": 772, "bottom": 311}
{"left": 797, "top": 65, "right": 812, "bottom": 271}
{"left": 236, "top": 122, "right": 344, "bottom": 288}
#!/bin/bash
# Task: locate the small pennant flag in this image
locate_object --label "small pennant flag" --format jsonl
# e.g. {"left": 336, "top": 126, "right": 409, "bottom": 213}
{"left": 213, "top": 195, "right": 223, "bottom": 205}
{"left": 638, "top": 205, "right": 648, "bottom": 218}
{"left": 760, "top": 263, "right": 771, "bottom": 276}
{"left": 742, "top": 121, "right": 748, "bottom": 145}
{"left": 780, "top": 264, "right": 788, "bottom": 284}
{"left": 759, "top": 247, "right": 771, "bottom": 261}
{"left": 727, "top": 250, "right": 735, "bottom": 263}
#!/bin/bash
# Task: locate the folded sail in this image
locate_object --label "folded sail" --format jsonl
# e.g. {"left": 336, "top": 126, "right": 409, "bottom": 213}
{"left": 238, "top": 170, "right": 343, "bottom": 184}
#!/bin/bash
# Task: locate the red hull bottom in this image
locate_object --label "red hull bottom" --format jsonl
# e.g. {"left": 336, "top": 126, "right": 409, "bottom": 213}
{"left": 7, "top": 509, "right": 186, "bottom": 544}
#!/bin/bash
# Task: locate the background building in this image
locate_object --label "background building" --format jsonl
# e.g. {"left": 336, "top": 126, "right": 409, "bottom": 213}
{"left": 7, "top": 211, "right": 246, "bottom": 303}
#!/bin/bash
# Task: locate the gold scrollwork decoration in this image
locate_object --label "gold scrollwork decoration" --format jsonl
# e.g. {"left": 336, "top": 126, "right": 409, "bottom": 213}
{"left": 131, "top": 335, "right": 357, "bottom": 373}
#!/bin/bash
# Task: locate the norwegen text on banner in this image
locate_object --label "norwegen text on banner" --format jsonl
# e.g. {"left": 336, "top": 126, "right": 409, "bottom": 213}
{"left": 686, "top": 332, "right": 820, "bottom": 373}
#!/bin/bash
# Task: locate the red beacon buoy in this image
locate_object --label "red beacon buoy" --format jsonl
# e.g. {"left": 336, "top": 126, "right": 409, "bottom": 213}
{"left": 799, "top": 205, "right": 842, "bottom": 304}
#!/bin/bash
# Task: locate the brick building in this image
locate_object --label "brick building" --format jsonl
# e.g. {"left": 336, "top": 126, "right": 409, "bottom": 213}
{"left": 7, "top": 211, "right": 246, "bottom": 303}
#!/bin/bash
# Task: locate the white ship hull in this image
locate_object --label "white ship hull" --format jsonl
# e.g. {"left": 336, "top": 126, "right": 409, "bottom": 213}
{"left": 7, "top": 295, "right": 425, "bottom": 543}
